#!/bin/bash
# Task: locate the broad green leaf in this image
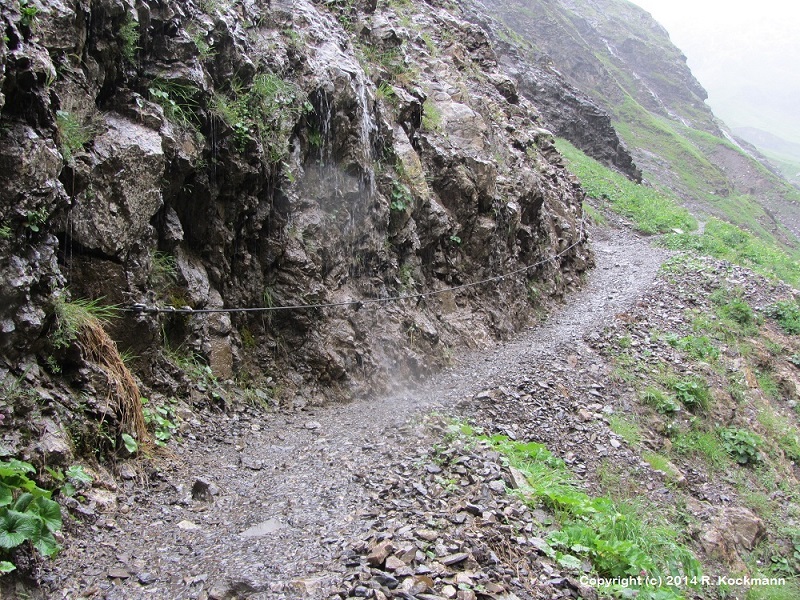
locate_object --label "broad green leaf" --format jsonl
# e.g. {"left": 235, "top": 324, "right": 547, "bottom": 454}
{"left": 30, "top": 522, "right": 59, "bottom": 557}
{"left": 65, "top": 465, "right": 93, "bottom": 485}
{"left": 547, "top": 530, "right": 569, "bottom": 547}
{"left": 0, "top": 459, "right": 35, "bottom": 474}
{"left": 556, "top": 553, "right": 584, "bottom": 570}
{"left": 0, "top": 483, "right": 12, "bottom": 507}
{"left": 12, "top": 492, "right": 33, "bottom": 513}
{"left": 0, "top": 509, "right": 39, "bottom": 549}
{"left": 44, "top": 466, "right": 65, "bottom": 482}
{"left": 29, "top": 497, "right": 62, "bottom": 532}
{"left": 121, "top": 434, "right": 138, "bottom": 455}
{"left": 0, "top": 560, "right": 15, "bottom": 574}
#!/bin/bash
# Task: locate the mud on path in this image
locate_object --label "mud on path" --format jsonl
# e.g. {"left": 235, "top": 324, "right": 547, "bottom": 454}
{"left": 33, "top": 226, "right": 667, "bottom": 600}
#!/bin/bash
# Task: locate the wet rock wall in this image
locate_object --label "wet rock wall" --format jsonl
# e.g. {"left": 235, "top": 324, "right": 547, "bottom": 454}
{"left": 0, "top": 0, "right": 592, "bottom": 413}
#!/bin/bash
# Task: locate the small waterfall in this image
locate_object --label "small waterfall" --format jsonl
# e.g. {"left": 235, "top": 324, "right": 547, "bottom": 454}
{"left": 352, "top": 70, "right": 377, "bottom": 199}
{"left": 317, "top": 90, "right": 333, "bottom": 168}
{"left": 300, "top": 69, "right": 380, "bottom": 284}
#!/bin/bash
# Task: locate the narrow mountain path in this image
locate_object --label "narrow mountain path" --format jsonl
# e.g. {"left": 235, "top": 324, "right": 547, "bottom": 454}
{"left": 44, "top": 226, "right": 667, "bottom": 600}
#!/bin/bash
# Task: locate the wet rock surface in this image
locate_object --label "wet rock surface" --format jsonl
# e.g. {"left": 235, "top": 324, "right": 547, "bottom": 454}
{"left": 0, "top": 0, "right": 595, "bottom": 408}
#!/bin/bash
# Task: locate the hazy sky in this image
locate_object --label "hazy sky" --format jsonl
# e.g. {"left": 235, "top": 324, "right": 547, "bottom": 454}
{"left": 630, "top": 0, "right": 800, "bottom": 143}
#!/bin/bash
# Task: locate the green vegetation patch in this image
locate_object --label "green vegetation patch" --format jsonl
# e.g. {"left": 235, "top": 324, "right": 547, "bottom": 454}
{"left": 608, "top": 414, "right": 641, "bottom": 446}
{"left": 51, "top": 297, "right": 118, "bottom": 351}
{"left": 483, "top": 433, "right": 701, "bottom": 598}
{"left": 556, "top": 138, "right": 697, "bottom": 235}
{"left": 662, "top": 220, "right": 800, "bottom": 287}
{"left": 720, "top": 427, "right": 763, "bottom": 465}
{"left": 664, "top": 334, "right": 719, "bottom": 362}
{"left": 656, "top": 375, "right": 712, "bottom": 413}
{"left": 672, "top": 429, "right": 730, "bottom": 471}
{"left": 641, "top": 386, "right": 679, "bottom": 414}
{"left": 149, "top": 80, "right": 202, "bottom": 129}
{"left": 766, "top": 300, "right": 800, "bottom": 335}
{"left": 556, "top": 138, "right": 800, "bottom": 287}
{"left": 55, "top": 111, "right": 95, "bottom": 162}
{"left": 610, "top": 96, "right": 727, "bottom": 198}
{"left": 0, "top": 459, "right": 63, "bottom": 573}
{"left": 212, "top": 73, "right": 309, "bottom": 161}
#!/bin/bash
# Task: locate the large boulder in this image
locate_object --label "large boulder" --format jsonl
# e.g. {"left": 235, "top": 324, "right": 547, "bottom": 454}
{"left": 70, "top": 114, "right": 164, "bottom": 257}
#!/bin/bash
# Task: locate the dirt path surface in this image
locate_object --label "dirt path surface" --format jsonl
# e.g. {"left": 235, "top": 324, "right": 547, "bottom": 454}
{"left": 41, "top": 226, "right": 668, "bottom": 600}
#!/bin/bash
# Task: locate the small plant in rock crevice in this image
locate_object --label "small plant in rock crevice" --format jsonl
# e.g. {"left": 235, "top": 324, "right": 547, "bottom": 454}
{"left": 119, "top": 16, "right": 140, "bottom": 63}
{"left": 51, "top": 297, "right": 149, "bottom": 446}
{"left": 56, "top": 110, "right": 95, "bottom": 162}
{"left": 149, "top": 80, "right": 202, "bottom": 129}
{"left": 23, "top": 207, "right": 48, "bottom": 233}
{"left": 390, "top": 181, "right": 412, "bottom": 212}
{"left": 44, "top": 464, "right": 93, "bottom": 498}
{"left": 18, "top": 0, "right": 39, "bottom": 30}
{"left": 421, "top": 98, "right": 442, "bottom": 132}
{"left": 720, "top": 427, "right": 763, "bottom": 465}
{"left": 189, "top": 28, "right": 216, "bottom": 60}
{"left": 212, "top": 73, "right": 311, "bottom": 161}
{"left": 141, "top": 397, "right": 178, "bottom": 446}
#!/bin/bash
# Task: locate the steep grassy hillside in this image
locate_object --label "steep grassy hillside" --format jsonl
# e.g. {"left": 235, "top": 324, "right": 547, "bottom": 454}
{"left": 558, "top": 139, "right": 800, "bottom": 287}
{"left": 474, "top": 0, "right": 800, "bottom": 248}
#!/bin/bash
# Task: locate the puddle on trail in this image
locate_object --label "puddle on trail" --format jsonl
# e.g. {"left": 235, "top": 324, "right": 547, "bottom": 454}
{"left": 240, "top": 518, "right": 285, "bottom": 538}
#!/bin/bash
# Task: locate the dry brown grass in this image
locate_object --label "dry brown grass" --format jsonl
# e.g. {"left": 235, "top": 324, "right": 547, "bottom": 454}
{"left": 69, "top": 312, "right": 150, "bottom": 446}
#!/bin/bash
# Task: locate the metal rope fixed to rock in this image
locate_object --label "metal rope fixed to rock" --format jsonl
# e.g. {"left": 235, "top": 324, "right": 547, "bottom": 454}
{"left": 123, "top": 218, "right": 587, "bottom": 316}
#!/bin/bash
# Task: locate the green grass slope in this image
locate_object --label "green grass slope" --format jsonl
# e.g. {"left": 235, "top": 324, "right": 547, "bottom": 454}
{"left": 557, "top": 139, "right": 800, "bottom": 287}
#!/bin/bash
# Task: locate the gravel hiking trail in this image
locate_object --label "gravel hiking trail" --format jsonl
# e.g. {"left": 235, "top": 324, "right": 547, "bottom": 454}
{"left": 41, "top": 225, "right": 668, "bottom": 600}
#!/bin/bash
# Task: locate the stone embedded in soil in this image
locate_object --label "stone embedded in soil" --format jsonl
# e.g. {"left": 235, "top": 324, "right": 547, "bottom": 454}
{"left": 385, "top": 555, "right": 406, "bottom": 571}
{"left": 239, "top": 456, "right": 264, "bottom": 470}
{"left": 118, "top": 463, "right": 137, "bottom": 480}
{"left": 107, "top": 568, "right": 131, "bottom": 579}
{"left": 440, "top": 552, "right": 469, "bottom": 566}
{"left": 137, "top": 572, "right": 157, "bottom": 585}
{"left": 488, "top": 479, "right": 505, "bottom": 493}
{"left": 367, "top": 540, "right": 396, "bottom": 566}
{"left": 441, "top": 584, "right": 458, "bottom": 598}
{"left": 416, "top": 529, "right": 439, "bottom": 541}
{"left": 191, "top": 477, "right": 219, "bottom": 502}
{"left": 289, "top": 576, "right": 325, "bottom": 595}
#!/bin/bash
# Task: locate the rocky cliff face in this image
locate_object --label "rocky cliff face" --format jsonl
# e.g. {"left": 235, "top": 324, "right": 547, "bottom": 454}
{"left": 0, "top": 0, "right": 592, "bottom": 455}
{"left": 459, "top": 0, "right": 641, "bottom": 181}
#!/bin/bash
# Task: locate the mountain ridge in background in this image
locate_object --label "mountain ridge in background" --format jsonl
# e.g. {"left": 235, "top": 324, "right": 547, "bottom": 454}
{"left": 467, "top": 0, "right": 800, "bottom": 247}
